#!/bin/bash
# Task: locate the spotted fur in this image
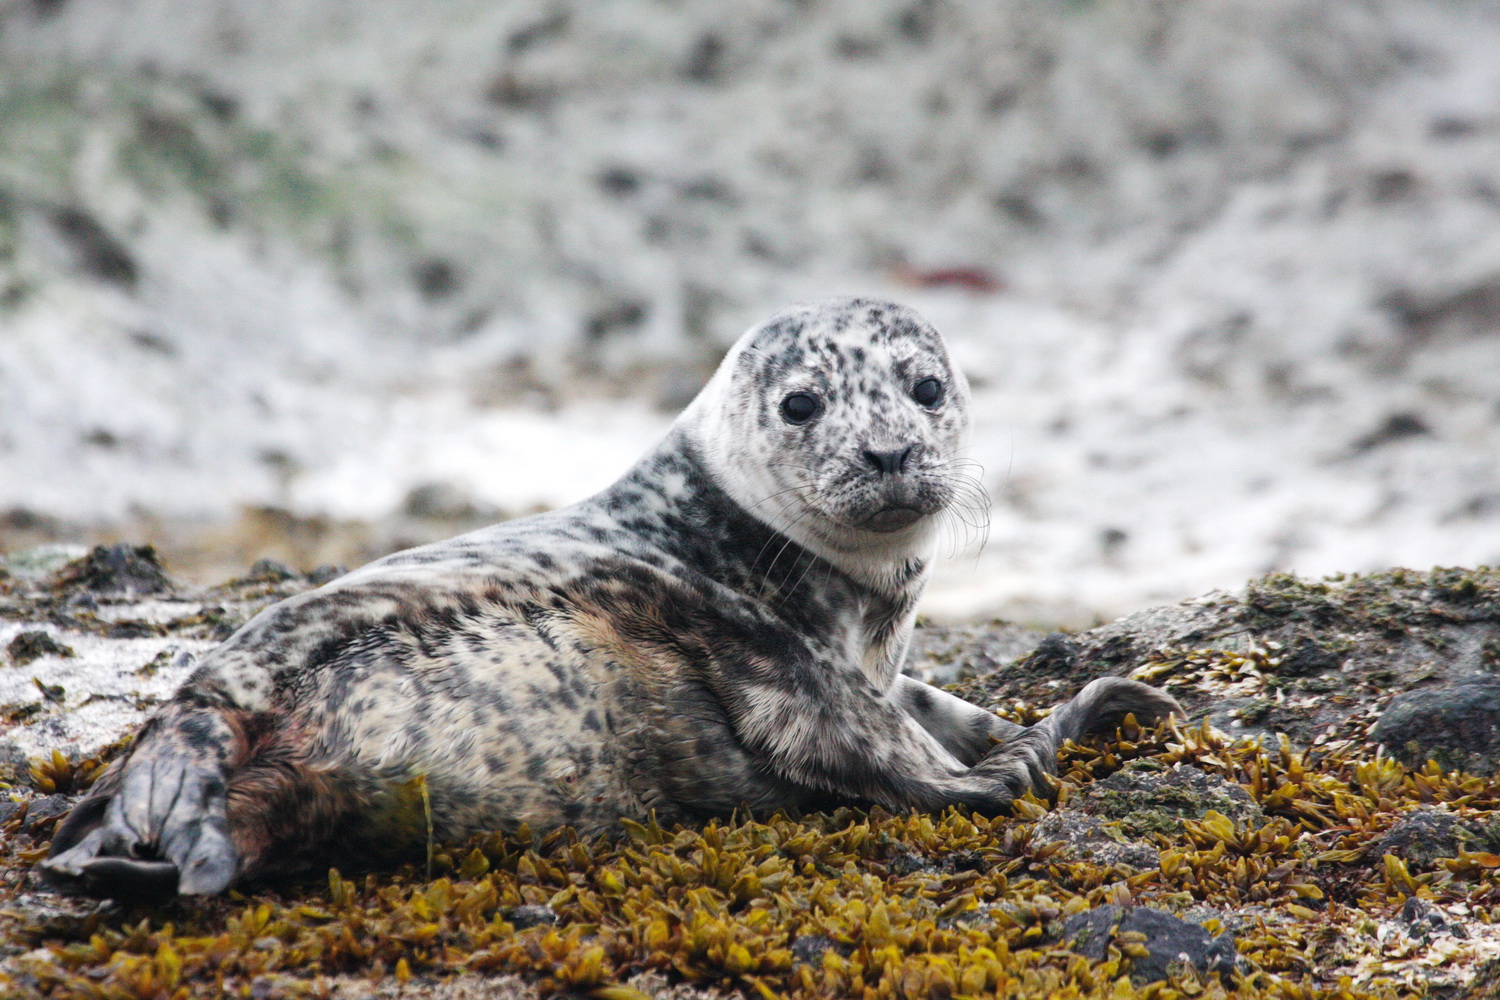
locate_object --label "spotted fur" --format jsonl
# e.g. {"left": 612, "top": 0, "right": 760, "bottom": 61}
{"left": 45, "top": 298, "right": 1180, "bottom": 898}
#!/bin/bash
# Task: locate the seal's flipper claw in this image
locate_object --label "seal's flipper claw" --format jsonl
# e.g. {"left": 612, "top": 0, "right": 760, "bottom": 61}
{"left": 1045, "top": 677, "right": 1183, "bottom": 743}
{"left": 176, "top": 820, "right": 237, "bottom": 895}
{"left": 47, "top": 793, "right": 111, "bottom": 859}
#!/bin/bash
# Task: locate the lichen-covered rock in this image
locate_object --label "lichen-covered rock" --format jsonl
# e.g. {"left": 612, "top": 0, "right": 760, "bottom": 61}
{"left": 1033, "top": 764, "right": 1264, "bottom": 872}
{"left": 942, "top": 566, "right": 1500, "bottom": 756}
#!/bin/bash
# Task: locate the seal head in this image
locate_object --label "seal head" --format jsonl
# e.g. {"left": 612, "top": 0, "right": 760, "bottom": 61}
{"left": 689, "top": 298, "right": 972, "bottom": 586}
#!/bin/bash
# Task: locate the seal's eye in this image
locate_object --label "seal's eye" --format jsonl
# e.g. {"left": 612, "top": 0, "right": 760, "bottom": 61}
{"left": 780, "top": 392, "right": 820, "bottom": 425}
{"left": 912, "top": 378, "right": 944, "bottom": 408}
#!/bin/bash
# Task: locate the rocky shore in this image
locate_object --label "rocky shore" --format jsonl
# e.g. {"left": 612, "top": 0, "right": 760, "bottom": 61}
{"left": 2, "top": 546, "right": 1499, "bottom": 997}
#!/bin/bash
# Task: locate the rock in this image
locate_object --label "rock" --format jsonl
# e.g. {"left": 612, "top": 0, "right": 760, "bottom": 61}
{"left": 1373, "top": 679, "right": 1500, "bottom": 775}
{"left": 1372, "top": 808, "right": 1462, "bottom": 867}
{"left": 1399, "top": 897, "right": 1464, "bottom": 942}
{"left": 54, "top": 544, "right": 172, "bottom": 598}
{"left": 1030, "top": 811, "right": 1161, "bottom": 871}
{"left": 790, "top": 934, "right": 842, "bottom": 965}
{"left": 306, "top": 565, "right": 347, "bottom": 586}
{"left": 14, "top": 793, "right": 73, "bottom": 835}
{"left": 1021, "top": 632, "right": 1083, "bottom": 679}
{"left": 5, "top": 630, "right": 75, "bottom": 666}
{"left": 1072, "top": 765, "right": 1263, "bottom": 837}
{"left": 1062, "top": 905, "right": 1238, "bottom": 984}
{"left": 504, "top": 904, "right": 557, "bottom": 929}
{"left": 945, "top": 567, "right": 1500, "bottom": 751}
{"left": 244, "top": 558, "right": 297, "bottom": 582}
{"left": 1034, "top": 764, "right": 1263, "bottom": 871}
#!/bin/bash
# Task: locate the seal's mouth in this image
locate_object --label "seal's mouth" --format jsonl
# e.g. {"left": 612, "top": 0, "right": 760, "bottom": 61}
{"left": 859, "top": 506, "right": 927, "bottom": 533}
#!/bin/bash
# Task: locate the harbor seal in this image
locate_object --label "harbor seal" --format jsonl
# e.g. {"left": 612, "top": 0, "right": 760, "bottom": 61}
{"left": 44, "top": 297, "right": 1180, "bottom": 898}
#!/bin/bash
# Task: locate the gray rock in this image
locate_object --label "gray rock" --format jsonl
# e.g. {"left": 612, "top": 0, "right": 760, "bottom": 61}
{"left": 54, "top": 544, "right": 172, "bottom": 598}
{"left": 504, "top": 904, "right": 557, "bottom": 929}
{"left": 1062, "top": 905, "right": 1238, "bottom": 984}
{"left": 1372, "top": 808, "right": 1462, "bottom": 867}
{"left": 1374, "top": 679, "right": 1500, "bottom": 775}
{"left": 1034, "top": 764, "right": 1263, "bottom": 871}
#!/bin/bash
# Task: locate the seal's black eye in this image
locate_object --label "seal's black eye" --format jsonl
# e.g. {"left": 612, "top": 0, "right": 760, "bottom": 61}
{"left": 912, "top": 378, "right": 944, "bottom": 408}
{"left": 780, "top": 393, "right": 820, "bottom": 425}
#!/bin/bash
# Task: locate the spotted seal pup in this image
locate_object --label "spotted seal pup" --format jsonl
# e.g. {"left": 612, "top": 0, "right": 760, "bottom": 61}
{"left": 45, "top": 297, "right": 1180, "bottom": 898}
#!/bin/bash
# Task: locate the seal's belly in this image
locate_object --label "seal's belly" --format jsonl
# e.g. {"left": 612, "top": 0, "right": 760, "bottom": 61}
{"left": 291, "top": 605, "right": 649, "bottom": 837}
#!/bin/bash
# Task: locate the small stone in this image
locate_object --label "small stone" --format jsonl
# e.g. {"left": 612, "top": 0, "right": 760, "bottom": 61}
{"left": 56, "top": 544, "right": 172, "bottom": 598}
{"left": 21, "top": 793, "right": 72, "bottom": 833}
{"left": 505, "top": 904, "right": 557, "bottom": 929}
{"left": 1373, "top": 808, "right": 1461, "bottom": 867}
{"left": 245, "top": 558, "right": 296, "bottom": 582}
{"left": 1400, "top": 896, "right": 1462, "bottom": 940}
{"left": 306, "top": 565, "right": 346, "bottom": 586}
{"left": 791, "top": 934, "right": 841, "bottom": 965}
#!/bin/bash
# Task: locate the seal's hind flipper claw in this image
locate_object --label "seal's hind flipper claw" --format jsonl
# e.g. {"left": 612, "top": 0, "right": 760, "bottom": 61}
{"left": 177, "top": 818, "right": 237, "bottom": 895}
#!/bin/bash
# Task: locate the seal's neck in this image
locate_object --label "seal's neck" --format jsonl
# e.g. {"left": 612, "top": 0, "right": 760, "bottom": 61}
{"left": 673, "top": 402, "right": 939, "bottom": 598}
{"left": 610, "top": 427, "right": 924, "bottom": 692}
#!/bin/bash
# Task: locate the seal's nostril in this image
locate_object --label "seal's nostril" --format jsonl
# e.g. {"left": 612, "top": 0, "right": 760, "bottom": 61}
{"left": 864, "top": 446, "right": 915, "bottom": 475}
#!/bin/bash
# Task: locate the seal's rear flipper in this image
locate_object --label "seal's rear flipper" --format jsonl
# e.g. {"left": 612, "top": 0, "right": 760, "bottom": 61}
{"left": 41, "top": 705, "right": 244, "bottom": 899}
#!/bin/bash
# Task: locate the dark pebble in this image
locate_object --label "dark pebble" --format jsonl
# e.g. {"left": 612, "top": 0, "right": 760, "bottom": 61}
{"left": 1373, "top": 807, "right": 1461, "bottom": 867}
{"left": 790, "top": 934, "right": 844, "bottom": 965}
{"left": 6, "top": 630, "right": 75, "bottom": 666}
{"left": 57, "top": 544, "right": 172, "bottom": 597}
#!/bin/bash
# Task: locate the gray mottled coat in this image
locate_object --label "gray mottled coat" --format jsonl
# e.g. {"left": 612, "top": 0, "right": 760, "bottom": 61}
{"left": 45, "top": 298, "right": 1178, "bottom": 898}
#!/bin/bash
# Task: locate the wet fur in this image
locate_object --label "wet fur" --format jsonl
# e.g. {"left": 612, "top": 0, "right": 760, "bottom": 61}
{"left": 45, "top": 298, "right": 1180, "bottom": 898}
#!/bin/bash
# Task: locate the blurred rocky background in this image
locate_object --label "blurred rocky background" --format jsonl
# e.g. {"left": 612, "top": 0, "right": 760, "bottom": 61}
{"left": 2, "top": 0, "right": 1500, "bottom": 625}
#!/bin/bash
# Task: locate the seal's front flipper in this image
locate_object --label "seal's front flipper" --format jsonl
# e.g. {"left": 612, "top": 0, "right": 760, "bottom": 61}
{"left": 50, "top": 857, "right": 182, "bottom": 902}
{"left": 963, "top": 677, "right": 1183, "bottom": 807}
{"left": 1043, "top": 676, "right": 1183, "bottom": 743}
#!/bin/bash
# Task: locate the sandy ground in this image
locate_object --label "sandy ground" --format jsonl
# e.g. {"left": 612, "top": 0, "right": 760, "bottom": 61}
{"left": 2, "top": 1, "right": 1500, "bottom": 624}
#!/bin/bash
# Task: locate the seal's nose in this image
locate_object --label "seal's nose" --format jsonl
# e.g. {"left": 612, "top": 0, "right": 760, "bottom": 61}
{"left": 863, "top": 446, "right": 914, "bottom": 476}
